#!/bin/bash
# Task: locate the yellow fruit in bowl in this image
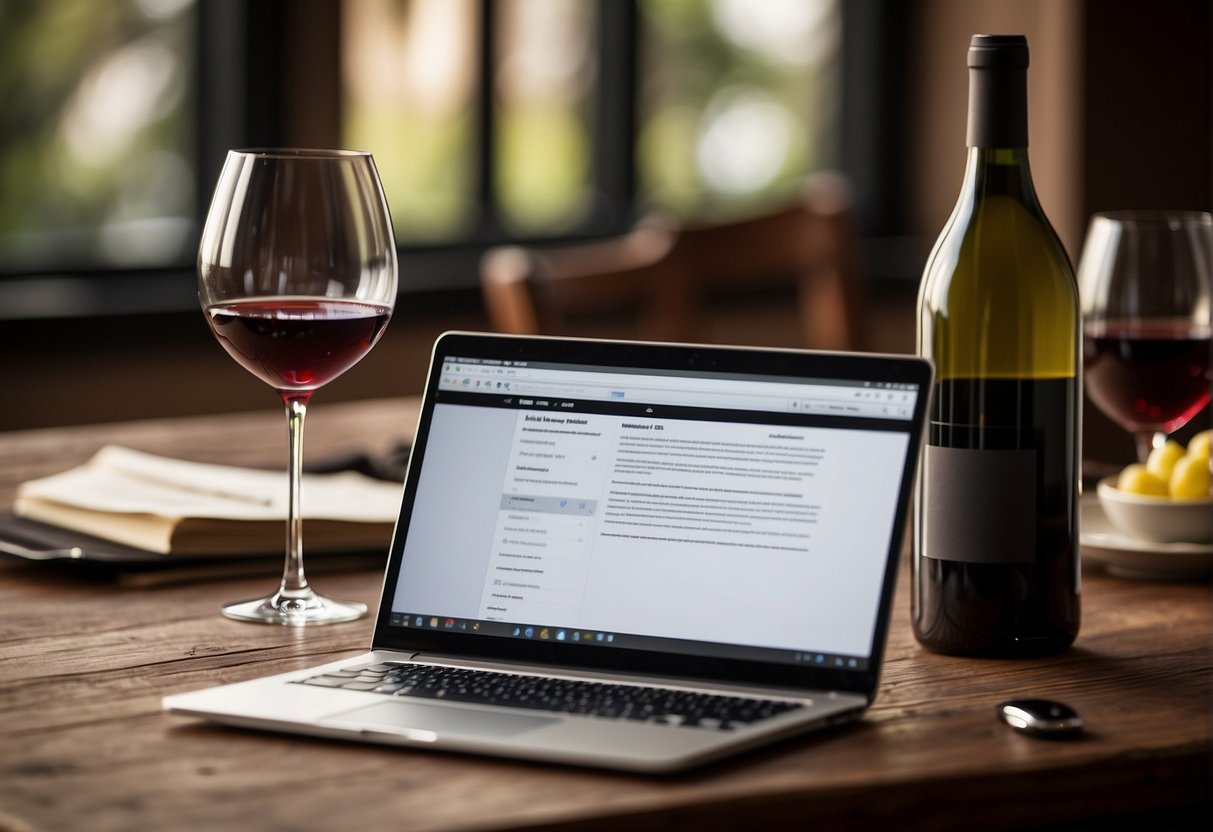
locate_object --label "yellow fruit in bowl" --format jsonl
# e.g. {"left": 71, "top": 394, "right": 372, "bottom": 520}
{"left": 1169, "top": 453, "right": 1211, "bottom": 500}
{"left": 1187, "top": 429, "right": 1212, "bottom": 462}
{"left": 1145, "top": 440, "right": 1185, "bottom": 481}
{"left": 1117, "top": 463, "right": 1169, "bottom": 496}
{"left": 1104, "top": 439, "right": 1212, "bottom": 544}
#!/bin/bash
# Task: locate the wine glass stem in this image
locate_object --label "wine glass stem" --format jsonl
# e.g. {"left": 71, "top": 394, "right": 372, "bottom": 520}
{"left": 1134, "top": 430, "right": 1166, "bottom": 463}
{"left": 280, "top": 394, "right": 312, "bottom": 599}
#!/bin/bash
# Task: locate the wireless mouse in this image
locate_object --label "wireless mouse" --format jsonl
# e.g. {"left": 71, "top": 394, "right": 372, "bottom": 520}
{"left": 997, "top": 699, "right": 1084, "bottom": 738}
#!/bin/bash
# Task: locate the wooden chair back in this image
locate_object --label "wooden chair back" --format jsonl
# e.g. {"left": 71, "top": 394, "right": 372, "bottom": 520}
{"left": 480, "top": 216, "right": 688, "bottom": 342}
{"left": 479, "top": 171, "right": 868, "bottom": 350}
{"left": 676, "top": 171, "right": 868, "bottom": 351}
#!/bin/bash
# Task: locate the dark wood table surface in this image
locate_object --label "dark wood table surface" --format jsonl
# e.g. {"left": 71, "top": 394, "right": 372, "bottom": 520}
{"left": 1, "top": 398, "right": 1209, "bottom": 831}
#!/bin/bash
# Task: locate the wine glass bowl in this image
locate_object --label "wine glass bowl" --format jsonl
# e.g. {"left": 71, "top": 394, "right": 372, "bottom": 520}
{"left": 198, "top": 149, "right": 398, "bottom": 625}
{"left": 1078, "top": 211, "right": 1213, "bottom": 462}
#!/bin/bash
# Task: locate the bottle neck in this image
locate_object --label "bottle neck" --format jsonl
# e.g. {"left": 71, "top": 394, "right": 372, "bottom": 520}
{"left": 963, "top": 39, "right": 1036, "bottom": 204}
{"left": 966, "top": 64, "right": 1027, "bottom": 149}
{"left": 963, "top": 147, "right": 1041, "bottom": 207}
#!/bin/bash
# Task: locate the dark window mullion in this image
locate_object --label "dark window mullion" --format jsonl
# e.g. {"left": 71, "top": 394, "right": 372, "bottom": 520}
{"left": 195, "top": 0, "right": 250, "bottom": 227}
{"left": 243, "top": 0, "right": 288, "bottom": 145}
{"left": 840, "top": 0, "right": 907, "bottom": 236}
{"left": 474, "top": 0, "right": 502, "bottom": 240}
{"left": 590, "top": 0, "right": 639, "bottom": 230}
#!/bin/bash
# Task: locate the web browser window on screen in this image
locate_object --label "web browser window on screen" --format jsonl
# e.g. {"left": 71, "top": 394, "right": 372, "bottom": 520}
{"left": 394, "top": 359, "right": 918, "bottom": 664}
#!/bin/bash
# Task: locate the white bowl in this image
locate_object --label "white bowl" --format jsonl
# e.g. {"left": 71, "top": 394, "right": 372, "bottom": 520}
{"left": 1096, "top": 477, "right": 1212, "bottom": 545}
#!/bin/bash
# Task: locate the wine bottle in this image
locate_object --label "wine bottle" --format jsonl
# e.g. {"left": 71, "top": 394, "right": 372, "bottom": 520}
{"left": 912, "top": 34, "right": 1081, "bottom": 656}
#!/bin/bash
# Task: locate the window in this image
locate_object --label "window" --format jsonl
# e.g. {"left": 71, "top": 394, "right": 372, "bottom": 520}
{"left": 492, "top": 0, "right": 598, "bottom": 235}
{"left": 0, "top": 0, "right": 845, "bottom": 307}
{"left": 343, "top": 0, "right": 841, "bottom": 243}
{"left": 0, "top": 0, "right": 197, "bottom": 273}
{"left": 342, "top": 0, "right": 480, "bottom": 243}
{"left": 638, "top": 0, "right": 840, "bottom": 220}
{"left": 341, "top": 0, "right": 601, "bottom": 241}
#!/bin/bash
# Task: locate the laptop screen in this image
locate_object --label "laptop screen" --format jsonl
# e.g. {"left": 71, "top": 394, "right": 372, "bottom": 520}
{"left": 375, "top": 333, "right": 931, "bottom": 694}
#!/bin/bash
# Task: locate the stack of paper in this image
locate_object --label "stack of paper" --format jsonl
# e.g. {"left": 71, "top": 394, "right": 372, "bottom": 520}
{"left": 14, "top": 446, "right": 402, "bottom": 556}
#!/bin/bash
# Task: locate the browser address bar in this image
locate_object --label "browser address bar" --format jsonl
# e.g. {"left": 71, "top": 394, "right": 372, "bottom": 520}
{"left": 502, "top": 368, "right": 886, "bottom": 400}
{"left": 507, "top": 379, "right": 791, "bottom": 411}
{"left": 460, "top": 379, "right": 913, "bottom": 419}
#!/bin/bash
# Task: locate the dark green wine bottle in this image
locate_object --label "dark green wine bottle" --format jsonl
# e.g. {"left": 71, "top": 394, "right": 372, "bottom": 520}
{"left": 913, "top": 34, "right": 1081, "bottom": 656}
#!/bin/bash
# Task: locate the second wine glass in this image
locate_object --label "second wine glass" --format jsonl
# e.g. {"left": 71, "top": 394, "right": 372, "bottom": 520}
{"left": 1078, "top": 210, "right": 1213, "bottom": 462}
{"left": 198, "top": 148, "right": 398, "bottom": 625}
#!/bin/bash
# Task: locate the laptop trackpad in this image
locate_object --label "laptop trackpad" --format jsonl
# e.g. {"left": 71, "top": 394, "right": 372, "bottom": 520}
{"left": 324, "top": 701, "right": 558, "bottom": 740}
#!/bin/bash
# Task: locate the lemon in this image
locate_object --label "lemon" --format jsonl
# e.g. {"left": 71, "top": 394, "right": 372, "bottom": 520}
{"left": 1187, "top": 429, "right": 1212, "bottom": 462}
{"left": 1146, "top": 440, "right": 1186, "bottom": 482}
{"left": 1169, "top": 453, "right": 1211, "bottom": 500}
{"left": 1117, "top": 464, "right": 1169, "bottom": 496}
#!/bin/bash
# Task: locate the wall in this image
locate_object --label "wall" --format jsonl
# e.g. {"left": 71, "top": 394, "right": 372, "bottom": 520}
{"left": 907, "top": 0, "right": 1084, "bottom": 254}
{"left": 908, "top": 0, "right": 1211, "bottom": 252}
{"left": 1082, "top": 0, "right": 1212, "bottom": 215}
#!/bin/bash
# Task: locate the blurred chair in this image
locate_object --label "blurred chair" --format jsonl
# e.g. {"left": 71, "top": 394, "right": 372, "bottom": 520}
{"left": 480, "top": 215, "right": 690, "bottom": 342}
{"left": 677, "top": 171, "right": 869, "bottom": 351}
{"left": 479, "top": 171, "right": 869, "bottom": 351}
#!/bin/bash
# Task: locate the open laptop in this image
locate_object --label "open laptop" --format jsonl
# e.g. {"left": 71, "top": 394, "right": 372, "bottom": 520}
{"left": 164, "top": 332, "right": 932, "bottom": 773}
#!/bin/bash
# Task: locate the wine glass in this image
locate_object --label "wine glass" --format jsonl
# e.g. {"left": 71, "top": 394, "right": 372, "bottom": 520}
{"left": 198, "top": 149, "right": 398, "bottom": 625}
{"left": 1078, "top": 210, "right": 1212, "bottom": 462}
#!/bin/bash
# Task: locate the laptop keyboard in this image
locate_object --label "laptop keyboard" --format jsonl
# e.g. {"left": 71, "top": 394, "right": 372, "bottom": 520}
{"left": 300, "top": 662, "right": 803, "bottom": 730}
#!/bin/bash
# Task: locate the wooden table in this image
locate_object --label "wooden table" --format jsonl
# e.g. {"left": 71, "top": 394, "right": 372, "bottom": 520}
{"left": 1, "top": 398, "right": 1209, "bottom": 831}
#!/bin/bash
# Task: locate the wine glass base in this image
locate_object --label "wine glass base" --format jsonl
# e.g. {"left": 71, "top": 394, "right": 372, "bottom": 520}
{"left": 221, "top": 591, "right": 368, "bottom": 626}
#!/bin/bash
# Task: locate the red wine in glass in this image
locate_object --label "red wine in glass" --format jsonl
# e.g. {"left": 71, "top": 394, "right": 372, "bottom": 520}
{"left": 1077, "top": 211, "right": 1213, "bottom": 462}
{"left": 207, "top": 299, "right": 392, "bottom": 397}
{"left": 1084, "top": 319, "right": 1212, "bottom": 435}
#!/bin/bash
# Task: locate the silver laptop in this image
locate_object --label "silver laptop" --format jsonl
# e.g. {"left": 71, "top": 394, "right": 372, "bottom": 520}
{"left": 164, "top": 332, "right": 932, "bottom": 773}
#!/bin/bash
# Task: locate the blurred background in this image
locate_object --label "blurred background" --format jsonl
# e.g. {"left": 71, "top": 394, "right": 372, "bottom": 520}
{"left": 1, "top": 0, "right": 1209, "bottom": 462}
